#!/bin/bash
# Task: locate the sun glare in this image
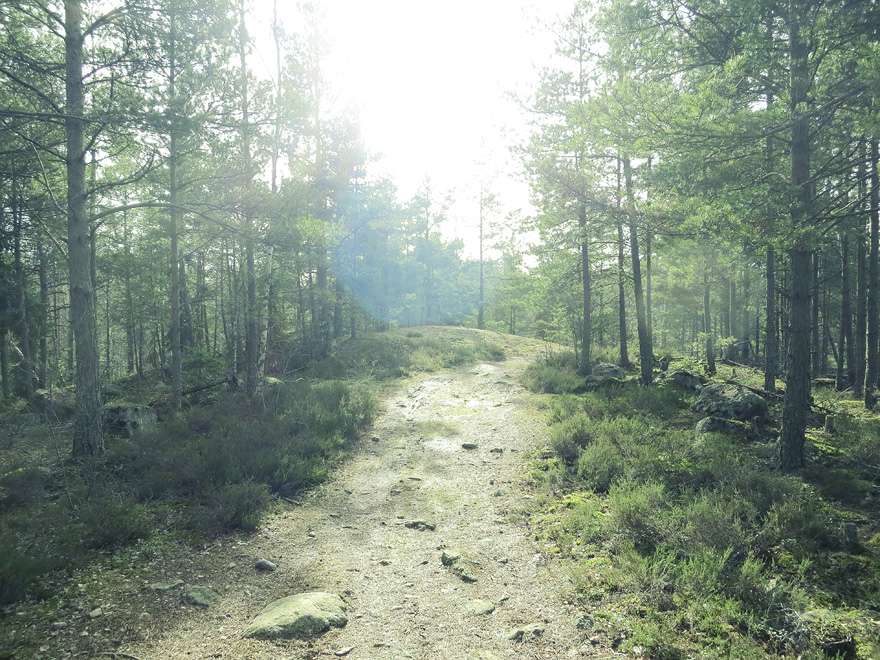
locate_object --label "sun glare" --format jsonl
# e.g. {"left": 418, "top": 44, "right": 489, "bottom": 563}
{"left": 252, "top": 0, "right": 571, "bottom": 254}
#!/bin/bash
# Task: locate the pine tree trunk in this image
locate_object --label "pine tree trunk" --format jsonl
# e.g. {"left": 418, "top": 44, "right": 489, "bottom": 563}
{"left": 865, "top": 138, "right": 880, "bottom": 407}
{"left": 837, "top": 234, "right": 851, "bottom": 389}
{"left": 779, "top": 11, "right": 811, "bottom": 470}
{"left": 615, "top": 157, "right": 629, "bottom": 367}
{"left": 0, "top": 331, "right": 9, "bottom": 399}
{"left": 579, "top": 202, "right": 592, "bottom": 376}
{"left": 239, "top": 0, "right": 260, "bottom": 397}
{"left": 37, "top": 239, "right": 48, "bottom": 388}
{"left": 811, "top": 252, "right": 822, "bottom": 378}
{"left": 13, "top": 202, "right": 34, "bottom": 400}
{"left": 726, "top": 278, "right": 738, "bottom": 360}
{"left": 623, "top": 156, "right": 652, "bottom": 385}
{"left": 168, "top": 10, "right": 182, "bottom": 412}
{"left": 741, "top": 268, "right": 750, "bottom": 361}
{"left": 66, "top": 0, "right": 103, "bottom": 455}
{"left": 704, "top": 271, "right": 715, "bottom": 374}
{"left": 616, "top": 218, "right": 629, "bottom": 366}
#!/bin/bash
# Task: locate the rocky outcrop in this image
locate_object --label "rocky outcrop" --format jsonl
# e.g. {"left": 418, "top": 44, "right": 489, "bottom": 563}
{"left": 691, "top": 383, "right": 767, "bottom": 421}
{"left": 103, "top": 403, "right": 157, "bottom": 437}
{"left": 671, "top": 370, "right": 707, "bottom": 391}
{"left": 243, "top": 592, "right": 347, "bottom": 640}
{"left": 694, "top": 416, "right": 753, "bottom": 440}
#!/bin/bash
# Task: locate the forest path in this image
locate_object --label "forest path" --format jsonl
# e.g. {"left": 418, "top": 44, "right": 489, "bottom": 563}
{"left": 124, "top": 346, "right": 604, "bottom": 660}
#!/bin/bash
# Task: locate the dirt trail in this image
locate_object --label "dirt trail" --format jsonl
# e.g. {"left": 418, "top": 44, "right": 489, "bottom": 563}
{"left": 124, "top": 350, "right": 603, "bottom": 659}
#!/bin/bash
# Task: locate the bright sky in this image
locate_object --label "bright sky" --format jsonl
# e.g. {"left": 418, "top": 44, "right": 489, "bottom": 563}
{"left": 251, "top": 0, "right": 574, "bottom": 253}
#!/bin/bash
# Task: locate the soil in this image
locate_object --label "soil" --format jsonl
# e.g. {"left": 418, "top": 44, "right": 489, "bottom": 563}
{"left": 8, "top": 339, "right": 613, "bottom": 660}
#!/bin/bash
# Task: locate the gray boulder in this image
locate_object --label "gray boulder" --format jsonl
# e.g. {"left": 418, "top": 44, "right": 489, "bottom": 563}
{"left": 243, "top": 592, "right": 347, "bottom": 640}
{"left": 694, "top": 416, "right": 753, "bottom": 440}
{"left": 691, "top": 383, "right": 767, "bottom": 421}
{"left": 182, "top": 585, "right": 222, "bottom": 608}
{"left": 671, "top": 370, "right": 706, "bottom": 391}
{"left": 103, "top": 403, "right": 157, "bottom": 437}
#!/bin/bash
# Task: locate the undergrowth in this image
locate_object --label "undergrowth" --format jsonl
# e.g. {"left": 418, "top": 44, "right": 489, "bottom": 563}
{"left": 526, "top": 355, "right": 880, "bottom": 659}
{"left": 0, "top": 326, "right": 506, "bottom": 606}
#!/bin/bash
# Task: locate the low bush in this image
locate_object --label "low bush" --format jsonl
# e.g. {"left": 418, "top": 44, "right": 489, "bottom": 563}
{"left": 523, "top": 361, "right": 584, "bottom": 394}
{"left": 531, "top": 352, "right": 880, "bottom": 658}
{"left": 549, "top": 413, "right": 592, "bottom": 463}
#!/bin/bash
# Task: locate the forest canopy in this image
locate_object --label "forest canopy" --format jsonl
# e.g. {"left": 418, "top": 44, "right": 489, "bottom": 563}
{"left": 0, "top": 0, "right": 878, "bottom": 473}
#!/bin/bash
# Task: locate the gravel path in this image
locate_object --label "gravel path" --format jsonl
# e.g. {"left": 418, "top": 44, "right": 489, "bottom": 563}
{"left": 121, "top": 352, "right": 606, "bottom": 659}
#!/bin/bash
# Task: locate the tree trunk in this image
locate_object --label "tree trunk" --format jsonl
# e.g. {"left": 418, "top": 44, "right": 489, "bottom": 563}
{"left": 865, "top": 138, "right": 880, "bottom": 407}
{"left": 704, "top": 271, "right": 715, "bottom": 374}
{"left": 616, "top": 218, "right": 629, "bottom": 366}
{"left": 37, "top": 239, "right": 48, "bottom": 388}
{"left": 615, "top": 157, "right": 629, "bottom": 366}
{"left": 168, "top": 10, "right": 182, "bottom": 412}
{"left": 0, "top": 331, "right": 9, "bottom": 399}
{"left": 579, "top": 202, "right": 592, "bottom": 376}
{"left": 645, "top": 231, "right": 653, "bottom": 349}
{"left": 764, "top": 247, "right": 779, "bottom": 392}
{"left": 779, "top": 11, "right": 811, "bottom": 471}
{"left": 66, "top": 0, "right": 103, "bottom": 455}
{"left": 239, "top": 0, "right": 260, "bottom": 397}
{"left": 837, "top": 234, "right": 851, "bottom": 390}
{"left": 741, "top": 267, "right": 750, "bottom": 361}
{"left": 811, "top": 251, "right": 821, "bottom": 378}
{"left": 13, "top": 201, "right": 34, "bottom": 400}
{"left": 623, "top": 155, "right": 652, "bottom": 385}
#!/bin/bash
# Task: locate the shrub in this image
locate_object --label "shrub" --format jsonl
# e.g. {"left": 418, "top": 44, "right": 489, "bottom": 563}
{"left": 75, "top": 494, "right": 152, "bottom": 549}
{"left": 523, "top": 363, "right": 584, "bottom": 394}
{"left": 194, "top": 481, "right": 275, "bottom": 534}
{"left": 608, "top": 480, "right": 671, "bottom": 554}
{"left": 550, "top": 413, "right": 593, "bottom": 463}
{"left": 758, "top": 489, "right": 836, "bottom": 554}
{"left": 577, "top": 437, "right": 624, "bottom": 492}
{"left": 0, "top": 466, "right": 48, "bottom": 510}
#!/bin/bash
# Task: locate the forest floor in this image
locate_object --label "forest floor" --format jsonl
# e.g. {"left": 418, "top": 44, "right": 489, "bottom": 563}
{"left": 10, "top": 333, "right": 611, "bottom": 660}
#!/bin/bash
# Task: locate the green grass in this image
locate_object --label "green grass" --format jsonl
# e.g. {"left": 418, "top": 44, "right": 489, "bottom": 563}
{"left": 526, "top": 356, "right": 880, "bottom": 659}
{"left": 0, "top": 326, "right": 513, "bottom": 606}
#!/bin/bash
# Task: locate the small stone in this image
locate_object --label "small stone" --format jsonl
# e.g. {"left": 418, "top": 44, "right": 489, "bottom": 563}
{"left": 371, "top": 436, "right": 380, "bottom": 442}
{"left": 255, "top": 559, "right": 277, "bottom": 572}
{"left": 182, "top": 585, "right": 222, "bottom": 609}
{"left": 508, "top": 624, "right": 544, "bottom": 640}
{"left": 137, "top": 612, "right": 151, "bottom": 621}
{"left": 87, "top": 608, "right": 102, "bottom": 619}
{"left": 335, "top": 647, "right": 355, "bottom": 657}
{"left": 50, "top": 621, "right": 67, "bottom": 630}
{"left": 490, "top": 447, "right": 503, "bottom": 454}
{"left": 497, "top": 557, "right": 509, "bottom": 564}
{"left": 308, "top": 531, "right": 317, "bottom": 538}
{"left": 450, "top": 564, "right": 477, "bottom": 583}
{"left": 461, "top": 443, "right": 478, "bottom": 450}
{"left": 465, "top": 599, "right": 495, "bottom": 616}
{"left": 441, "top": 549, "right": 462, "bottom": 566}
{"left": 149, "top": 579, "right": 184, "bottom": 591}
{"left": 404, "top": 519, "right": 436, "bottom": 531}
{"left": 574, "top": 613, "right": 595, "bottom": 630}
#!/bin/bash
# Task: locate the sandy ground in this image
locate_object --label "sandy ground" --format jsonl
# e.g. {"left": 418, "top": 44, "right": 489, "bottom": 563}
{"left": 22, "top": 347, "right": 615, "bottom": 660}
